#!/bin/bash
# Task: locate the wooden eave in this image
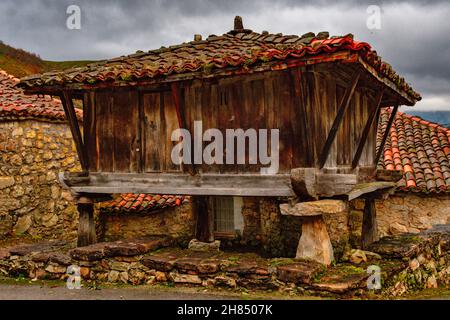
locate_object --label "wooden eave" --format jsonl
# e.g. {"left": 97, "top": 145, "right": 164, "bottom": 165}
{"left": 22, "top": 51, "right": 417, "bottom": 106}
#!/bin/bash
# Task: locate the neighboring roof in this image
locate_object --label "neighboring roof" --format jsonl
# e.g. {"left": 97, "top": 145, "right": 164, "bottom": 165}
{"left": 101, "top": 194, "right": 188, "bottom": 214}
{"left": 0, "top": 69, "right": 82, "bottom": 122}
{"left": 19, "top": 19, "right": 420, "bottom": 103}
{"left": 378, "top": 108, "right": 450, "bottom": 193}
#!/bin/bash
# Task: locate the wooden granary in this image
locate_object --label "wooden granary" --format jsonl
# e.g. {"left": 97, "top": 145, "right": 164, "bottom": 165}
{"left": 19, "top": 17, "right": 420, "bottom": 263}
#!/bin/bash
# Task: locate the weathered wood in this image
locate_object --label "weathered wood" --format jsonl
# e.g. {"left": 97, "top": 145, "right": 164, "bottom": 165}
{"left": 361, "top": 198, "right": 379, "bottom": 249}
{"left": 352, "top": 89, "right": 384, "bottom": 168}
{"left": 60, "top": 91, "right": 88, "bottom": 171}
{"left": 84, "top": 92, "right": 98, "bottom": 171}
{"left": 171, "top": 82, "right": 195, "bottom": 174}
{"left": 375, "top": 169, "right": 403, "bottom": 182}
{"left": 61, "top": 172, "right": 295, "bottom": 196}
{"left": 76, "top": 197, "right": 97, "bottom": 247}
{"left": 290, "top": 167, "right": 317, "bottom": 198}
{"left": 347, "top": 181, "right": 396, "bottom": 201}
{"left": 142, "top": 92, "right": 162, "bottom": 172}
{"left": 375, "top": 104, "right": 399, "bottom": 165}
{"left": 315, "top": 173, "right": 358, "bottom": 197}
{"left": 290, "top": 169, "right": 363, "bottom": 198}
{"left": 291, "top": 68, "right": 313, "bottom": 167}
{"left": 319, "top": 71, "right": 361, "bottom": 168}
{"left": 193, "top": 196, "right": 214, "bottom": 242}
{"left": 296, "top": 215, "right": 334, "bottom": 266}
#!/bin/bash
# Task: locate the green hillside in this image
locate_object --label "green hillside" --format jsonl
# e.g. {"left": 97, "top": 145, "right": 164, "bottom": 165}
{"left": 0, "top": 40, "right": 95, "bottom": 78}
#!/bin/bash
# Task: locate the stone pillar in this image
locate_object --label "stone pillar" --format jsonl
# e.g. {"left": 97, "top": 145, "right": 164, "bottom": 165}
{"left": 280, "top": 200, "right": 347, "bottom": 266}
{"left": 77, "top": 196, "right": 97, "bottom": 247}
{"left": 296, "top": 215, "right": 334, "bottom": 265}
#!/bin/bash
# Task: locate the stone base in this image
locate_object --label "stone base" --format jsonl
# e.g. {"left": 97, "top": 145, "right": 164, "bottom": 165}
{"left": 0, "top": 226, "right": 448, "bottom": 297}
{"left": 296, "top": 216, "right": 334, "bottom": 266}
{"left": 188, "top": 239, "right": 221, "bottom": 252}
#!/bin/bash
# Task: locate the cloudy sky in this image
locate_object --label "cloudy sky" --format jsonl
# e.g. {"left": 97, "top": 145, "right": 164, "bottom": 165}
{"left": 0, "top": 0, "right": 449, "bottom": 111}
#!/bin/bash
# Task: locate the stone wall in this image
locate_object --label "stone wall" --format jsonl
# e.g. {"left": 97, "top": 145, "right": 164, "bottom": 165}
{"left": 98, "top": 204, "right": 195, "bottom": 246}
{"left": 0, "top": 120, "right": 80, "bottom": 240}
{"left": 348, "top": 194, "right": 450, "bottom": 247}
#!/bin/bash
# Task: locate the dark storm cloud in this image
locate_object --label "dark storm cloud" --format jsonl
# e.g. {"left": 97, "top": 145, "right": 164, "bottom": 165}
{"left": 0, "top": 0, "right": 449, "bottom": 110}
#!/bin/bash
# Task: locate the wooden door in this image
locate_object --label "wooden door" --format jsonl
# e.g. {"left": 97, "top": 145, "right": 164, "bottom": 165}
{"left": 141, "top": 91, "right": 181, "bottom": 173}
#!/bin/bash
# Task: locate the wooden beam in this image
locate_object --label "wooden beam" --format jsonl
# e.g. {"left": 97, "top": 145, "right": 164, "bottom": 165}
{"left": 347, "top": 181, "right": 396, "bottom": 201}
{"left": 361, "top": 198, "right": 379, "bottom": 249}
{"left": 60, "top": 172, "right": 295, "bottom": 196}
{"left": 375, "top": 104, "right": 399, "bottom": 165}
{"left": 76, "top": 196, "right": 97, "bottom": 247}
{"left": 319, "top": 71, "right": 361, "bottom": 168}
{"left": 375, "top": 169, "right": 403, "bottom": 182}
{"left": 60, "top": 91, "right": 89, "bottom": 171}
{"left": 193, "top": 196, "right": 214, "bottom": 242}
{"left": 352, "top": 89, "right": 384, "bottom": 168}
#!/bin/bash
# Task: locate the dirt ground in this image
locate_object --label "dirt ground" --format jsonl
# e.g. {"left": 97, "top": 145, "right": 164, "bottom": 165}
{"left": 0, "top": 277, "right": 448, "bottom": 300}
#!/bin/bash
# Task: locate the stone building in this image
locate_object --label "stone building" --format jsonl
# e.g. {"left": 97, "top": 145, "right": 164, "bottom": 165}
{"left": 0, "top": 69, "right": 81, "bottom": 240}
{"left": 348, "top": 109, "right": 450, "bottom": 246}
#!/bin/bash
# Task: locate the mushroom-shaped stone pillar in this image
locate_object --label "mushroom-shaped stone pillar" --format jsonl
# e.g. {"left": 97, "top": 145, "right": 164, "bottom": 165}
{"left": 280, "top": 200, "right": 347, "bottom": 266}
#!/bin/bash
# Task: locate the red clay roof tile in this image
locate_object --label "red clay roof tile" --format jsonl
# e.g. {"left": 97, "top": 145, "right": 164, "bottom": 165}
{"left": 18, "top": 30, "right": 420, "bottom": 102}
{"left": 101, "top": 193, "right": 188, "bottom": 214}
{"left": 0, "top": 69, "right": 82, "bottom": 122}
{"left": 378, "top": 108, "right": 450, "bottom": 193}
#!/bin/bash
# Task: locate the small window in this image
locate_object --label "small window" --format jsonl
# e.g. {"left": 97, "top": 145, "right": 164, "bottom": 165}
{"left": 213, "top": 197, "right": 234, "bottom": 232}
{"left": 212, "top": 196, "right": 244, "bottom": 238}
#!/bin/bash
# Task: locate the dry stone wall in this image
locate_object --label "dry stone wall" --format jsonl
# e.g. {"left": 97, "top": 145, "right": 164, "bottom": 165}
{"left": 98, "top": 205, "right": 195, "bottom": 246}
{"left": 0, "top": 120, "right": 80, "bottom": 240}
{"left": 349, "top": 195, "right": 450, "bottom": 247}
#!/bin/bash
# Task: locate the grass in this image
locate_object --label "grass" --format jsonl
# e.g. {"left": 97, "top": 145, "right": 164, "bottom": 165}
{"left": 0, "top": 40, "right": 96, "bottom": 78}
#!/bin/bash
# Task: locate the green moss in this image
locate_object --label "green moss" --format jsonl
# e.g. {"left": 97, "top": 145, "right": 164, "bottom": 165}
{"left": 268, "top": 258, "right": 296, "bottom": 267}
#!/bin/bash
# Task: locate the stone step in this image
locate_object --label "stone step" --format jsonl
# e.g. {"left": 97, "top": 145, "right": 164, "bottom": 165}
{"left": 70, "top": 235, "right": 173, "bottom": 261}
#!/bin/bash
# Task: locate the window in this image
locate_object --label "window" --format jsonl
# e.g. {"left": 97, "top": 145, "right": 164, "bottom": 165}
{"left": 212, "top": 196, "right": 243, "bottom": 237}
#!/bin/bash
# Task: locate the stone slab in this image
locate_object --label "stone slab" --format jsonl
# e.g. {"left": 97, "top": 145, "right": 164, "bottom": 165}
{"left": 311, "top": 265, "right": 369, "bottom": 293}
{"left": 280, "top": 200, "right": 347, "bottom": 217}
{"left": 276, "top": 261, "right": 325, "bottom": 285}
{"left": 9, "top": 241, "right": 68, "bottom": 256}
{"left": 141, "top": 255, "right": 177, "bottom": 271}
{"left": 70, "top": 243, "right": 107, "bottom": 261}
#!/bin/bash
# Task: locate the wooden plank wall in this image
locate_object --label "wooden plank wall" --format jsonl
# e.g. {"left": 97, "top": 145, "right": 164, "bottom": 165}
{"left": 85, "top": 67, "right": 378, "bottom": 174}
{"left": 84, "top": 90, "right": 139, "bottom": 172}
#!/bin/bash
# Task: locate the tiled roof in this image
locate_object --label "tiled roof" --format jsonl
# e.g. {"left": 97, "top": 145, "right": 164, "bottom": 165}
{"left": 378, "top": 108, "right": 450, "bottom": 193}
{"left": 101, "top": 193, "right": 188, "bottom": 214}
{"left": 0, "top": 69, "right": 82, "bottom": 122}
{"left": 19, "top": 23, "right": 420, "bottom": 102}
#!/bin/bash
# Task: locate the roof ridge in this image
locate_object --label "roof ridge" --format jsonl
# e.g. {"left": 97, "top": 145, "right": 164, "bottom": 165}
{"left": 395, "top": 109, "right": 450, "bottom": 135}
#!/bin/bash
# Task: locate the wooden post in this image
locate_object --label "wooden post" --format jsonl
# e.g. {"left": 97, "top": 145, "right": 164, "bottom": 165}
{"left": 361, "top": 198, "right": 379, "bottom": 249}
{"left": 193, "top": 196, "right": 214, "bottom": 242}
{"left": 375, "top": 104, "right": 399, "bottom": 165}
{"left": 77, "top": 196, "right": 97, "bottom": 247}
{"left": 60, "top": 91, "right": 89, "bottom": 171}
{"left": 352, "top": 89, "right": 384, "bottom": 168}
